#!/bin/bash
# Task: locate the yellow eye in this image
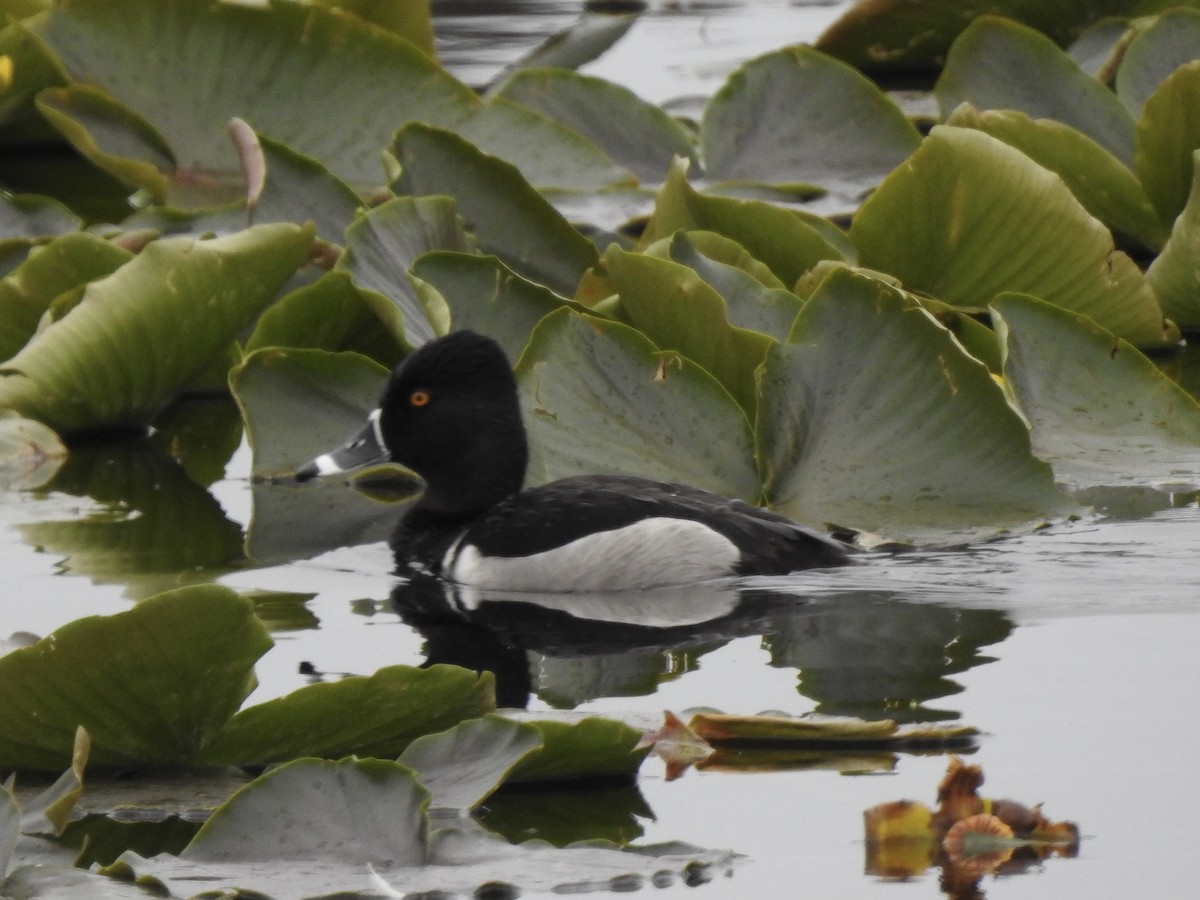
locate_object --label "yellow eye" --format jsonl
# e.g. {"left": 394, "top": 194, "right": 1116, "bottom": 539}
{"left": 409, "top": 389, "right": 431, "bottom": 407}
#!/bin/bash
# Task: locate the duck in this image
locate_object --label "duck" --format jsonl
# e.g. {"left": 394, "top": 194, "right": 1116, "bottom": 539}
{"left": 295, "top": 329, "right": 849, "bottom": 591}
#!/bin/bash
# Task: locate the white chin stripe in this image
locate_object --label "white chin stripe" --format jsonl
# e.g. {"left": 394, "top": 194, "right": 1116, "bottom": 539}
{"left": 443, "top": 517, "right": 740, "bottom": 593}
{"left": 310, "top": 453, "right": 347, "bottom": 475}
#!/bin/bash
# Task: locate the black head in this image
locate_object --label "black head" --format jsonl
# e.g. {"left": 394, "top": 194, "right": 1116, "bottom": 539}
{"left": 297, "top": 331, "right": 528, "bottom": 518}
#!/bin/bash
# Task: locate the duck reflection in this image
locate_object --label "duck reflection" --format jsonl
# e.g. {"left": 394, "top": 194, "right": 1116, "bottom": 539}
{"left": 389, "top": 572, "right": 1014, "bottom": 718}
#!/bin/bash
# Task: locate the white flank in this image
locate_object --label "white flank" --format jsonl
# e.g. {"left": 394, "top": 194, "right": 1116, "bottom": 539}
{"left": 443, "top": 517, "right": 739, "bottom": 592}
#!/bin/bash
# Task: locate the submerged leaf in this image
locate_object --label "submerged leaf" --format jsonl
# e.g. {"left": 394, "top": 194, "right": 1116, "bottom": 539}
{"left": 0, "top": 586, "right": 271, "bottom": 772}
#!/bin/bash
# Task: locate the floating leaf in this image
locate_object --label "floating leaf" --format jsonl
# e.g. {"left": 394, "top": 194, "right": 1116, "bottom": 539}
{"left": 200, "top": 665, "right": 495, "bottom": 767}
{"left": 0, "top": 223, "right": 314, "bottom": 434}
{"left": 393, "top": 123, "right": 598, "bottom": 297}
{"left": 0, "top": 410, "right": 65, "bottom": 490}
{"left": 516, "top": 309, "right": 761, "bottom": 501}
{"left": 1116, "top": 7, "right": 1200, "bottom": 116}
{"left": 493, "top": 67, "right": 696, "bottom": 183}
{"left": 1135, "top": 60, "right": 1200, "bottom": 227}
{"left": 337, "top": 196, "right": 470, "bottom": 347}
{"left": 605, "top": 244, "right": 772, "bottom": 415}
{"left": 411, "top": 251, "right": 572, "bottom": 362}
{"left": 230, "top": 346, "right": 389, "bottom": 477}
{"left": 0, "top": 586, "right": 271, "bottom": 772}
{"left": 183, "top": 757, "right": 429, "bottom": 865}
{"left": 642, "top": 159, "right": 844, "bottom": 286}
{"left": 850, "top": 126, "right": 1171, "bottom": 346}
{"left": 397, "top": 715, "right": 542, "bottom": 811}
{"left": 1147, "top": 150, "right": 1200, "bottom": 327}
{"left": 491, "top": 10, "right": 639, "bottom": 82}
{"left": 507, "top": 717, "right": 647, "bottom": 784}
{"left": 936, "top": 16, "right": 1136, "bottom": 166}
{"left": 314, "top": 0, "right": 436, "bottom": 56}
{"left": 19, "top": 727, "right": 88, "bottom": 836}
{"left": 946, "top": 104, "right": 1169, "bottom": 250}
{"left": 993, "top": 292, "right": 1200, "bottom": 490}
{"left": 758, "top": 267, "right": 1073, "bottom": 538}
{"left": 0, "top": 192, "right": 80, "bottom": 244}
{"left": 702, "top": 45, "right": 920, "bottom": 189}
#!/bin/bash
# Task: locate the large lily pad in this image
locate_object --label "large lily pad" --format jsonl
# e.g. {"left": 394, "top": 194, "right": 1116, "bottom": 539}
{"left": 492, "top": 67, "right": 697, "bottom": 183}
{"left": 200, "top": 665, "right": 495, "bottom": 766}
{"left": 702, "top": 45, "right": 921, "bottom": 188}
{"left": 850, "top": 126, "right": 1171, "bottom": 346}
{"left": 757, "top": 267, "right": 1073, "bottom": 538}
{"left": 1134, "top": 60, "right": 1200, "bottom": 227}
{"left": 32, "top": 0, "right": 477, "bottom": 196}
{"left": 604, "top": 245, "right": 773, "bottom": 415}
{"left": 508, "top": 717, "right": 648, "bottom": 784}
{"left": 183, "top": 757, "right": 429, "bottom": 865}
{"left": 936, "top": 15, "right": 1137, "bottom": 166}
{"left": 994, "top": 292, "right": 1200, "bottom": 490}
{"left": 0, "top": 586, "right": 271, "bottom": 772}
{"left": 1147, "top": 151, "right": 1200, "bottom": 328}
{"left": 1115, "top": 6, "right": 1200, "bottom": 117}
{"left": 516, "top": 309, "right": 761, "bottom": 501}
{"left": 393, "top": 123, "right": 599, "bottom": 297}
{"left": 0, "top": 223, "right": 314, "bottom": 434}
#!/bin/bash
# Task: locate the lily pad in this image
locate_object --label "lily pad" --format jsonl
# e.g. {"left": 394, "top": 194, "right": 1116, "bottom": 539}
{"left": 936, "top": 15, "right": 1137, "bottom": 166}
{"left": 393, "top": 123, "right": 599, "bottom": 298}
{"left": 491, "top": 9, "right": 639, "bottom": 83}
{"left": 642, "top": 159, "right": 844, "bottom": 287}
{"left": 702, "top": 45, "right": 921, "bottom": 188}
{"left": 493, "top": 67, "right": 698, "bottom": 183}
{"left": 757, "top": 267, "right": 1073, "bottom": 538}
{"left": 0, "top": 231, "right": 131, "bottom": 363}
{"left": 850, "top": 126, "right": 1171, "bottom": 346}
{"left": 337, "top": 196, "right": 470, "bottom": 347}
{"left": 183, "top": 757, "right": 429, "bottom": 865}
{"left": 0, "top": 585, "right": 271, "bottom": 773}
{"left": 0, "top": 223, "right": 315, "bottom": 435}
{"left": 0, "top": 410, "right": 65, "bottom": 490}
{"left": 946, "top": 103, "right": 1169, "bottom": 250}
{"left": 993, "top": 292, "right": 1200, "bottom": 490}
{"left": 1134, "top": 60, "right": 1200, "bottom": 227}
{"left": 200, "top": 665, "right": 495, "bottom": 766}
{"left": 230, "top": 346, "right": 389, "bottom": 477}
{"left": 605, "top": 244, "right": 773, "bottom": 415}
{"left": 1147, "top": 150, "right": 1200, "bottom": 328}
{"left": 516, "top": 309, "right": 761, "bottom": 501}
{"left": 32, "top": 0, "right": 478, "bottom": 196}
{"left": 0, "top": 192, "right": 80, "bottom": 244}
{"left": 411, "top": 251, "right": 573, "bottom": 362}
{"left": 508, "top": 717, "right": 648, "bottom": 784}
{"left": 1115, "top": 6, "right": 1200, "bottom": 116}
{"left": 397, "top": 715, "right": 543, "bottom": 811}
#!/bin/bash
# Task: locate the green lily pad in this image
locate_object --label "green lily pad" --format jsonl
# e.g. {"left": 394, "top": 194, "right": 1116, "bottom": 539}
{"left": 245, "top": 270, "right": 404, "bottom": 368}
{"left": 642, "top": 159, "right": 844, "bottom": 287}
{"left": 757, "top": 267, "right": 1073, "bottom": 538}
{"left": 491, "top": 9, "right": 639, "bottom": 82}
{"left": 200, "top": 665, "right": 495, "bottom": 767}
{"left": 410, "top": 251, "right": 572, "bottom": 362}
{"left": 1116, "top": 7, "right": 1200, "bottom": 116}
{"left": 936, "top": 15, "right": 1137, "bottom": 166}
{"left": 658, "top": 231, "right": 803, "bottom": 342}
{"left": 702, "top": 45, "right": 921, "bottom": 188}
{"left": 18, "top": 728, "right": 88, "bottom": 836}
{"left": 492, "top": 67, "right": 697, "bottom": 183}
{"left": 0, "top": 18, "right": 64, "bottom": 139}
{"left": 850, "top": 126, "right": 1171, "bottom": 346}
{"left": 183, "top": 757, "right": 429, "bottom": 865}
{"left": 0, "top": 231, "right": 131, "bottom": 363}
{"left": 1135, "top": 60, "right": 1200, "bottom": 227}
{"left": 0, "top": 192, "right": 80, "bottom": 244}
{"left": 397, "top": 715, "right": 542, "bottom": 811}
{"left": 1147, "top": 150, "right": 1200, "bottom": 328}
{"left": 507, "top": 717, "right": 648, "bottom": 784}
{"left": 0, "top": 223, "right": 314, "bottom": 435}
{"left": 605, "top": 245, "right": 773, "bottom": 415}
{"left": 34, "top": 84, "right": 174, "bottom": 204}
{"left": 392, "top": 123, "right": 599, "bottom": 297}
{"left": 0, "top": 586, "right": 271, "bottom": 773}
{"left": 314, "top": 0, "right": 436, "bottom": 56}
{"left": 994, "top": 292, "right": 1200, "bottom": 490}
{"left": 946, "top": 103, "right": 1169, "bottom": 250}
{"left": 32, "top": 0, "right": 477, "bottom": 197}
{"left": 516, "top": 309, "right": 761, "bottom": 501}
{"left": 230, "top": 346, "right": 389, "bottom": 477}
{"left": 337, "top": 196, "right": 470, "bottom": 347}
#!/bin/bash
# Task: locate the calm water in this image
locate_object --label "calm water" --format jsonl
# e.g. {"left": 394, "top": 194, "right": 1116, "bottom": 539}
{"left": 3, "top": 2, "right": 1199, "bottom": 898}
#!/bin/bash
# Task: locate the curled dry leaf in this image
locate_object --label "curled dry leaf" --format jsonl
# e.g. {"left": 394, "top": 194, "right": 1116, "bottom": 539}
{"left": 942, "top": 813, "right": 1014, "bottom": 877}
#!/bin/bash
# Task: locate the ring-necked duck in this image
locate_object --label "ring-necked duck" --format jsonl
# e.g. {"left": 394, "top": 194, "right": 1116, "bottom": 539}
{"left": 296, "top": 330, "right": 848, "bottom": 590}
